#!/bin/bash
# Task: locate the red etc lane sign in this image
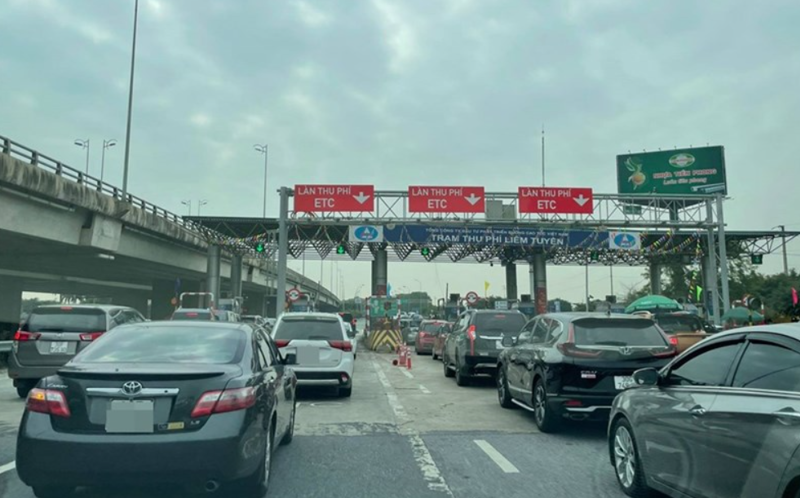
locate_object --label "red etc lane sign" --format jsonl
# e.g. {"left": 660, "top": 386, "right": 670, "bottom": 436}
{"left": 408, "top": 186, "right": 485, "bottom": 213}
{"left": 517, "top": 187, "right": 594, "bottom": 214}
{"left": 294, "top": 184, "right": 375, "bottom": 212}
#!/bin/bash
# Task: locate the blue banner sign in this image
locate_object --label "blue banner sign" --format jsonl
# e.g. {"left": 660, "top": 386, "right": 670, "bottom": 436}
{"left": 383, "top": 225, "right": 608, "bottom": 248}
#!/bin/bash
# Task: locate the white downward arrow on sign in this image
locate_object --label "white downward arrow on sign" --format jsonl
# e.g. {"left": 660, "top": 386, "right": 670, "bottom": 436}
{"left": 573, "top": 194, "right": 590, "bottom": 207}
{"left": 353, "top": 192, "right": 371, "bottom": 204}
{"left": 464, "top": 194, "right": 482, "bottom": 205}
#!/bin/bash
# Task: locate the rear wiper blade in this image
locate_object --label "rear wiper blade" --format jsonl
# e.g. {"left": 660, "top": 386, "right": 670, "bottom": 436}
{"left": 36, "top": 328, "right": 66, "bottom": 332}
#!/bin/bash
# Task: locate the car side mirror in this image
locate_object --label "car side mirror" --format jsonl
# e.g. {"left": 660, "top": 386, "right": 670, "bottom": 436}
{"left": 632, "top": 368, "right": 660, "bottom": 387}
{"left": 502, "top": 335, "right": 515, "bottom": 347}
{"left": 283, "top": 353, "right": 297, "bottom": 365}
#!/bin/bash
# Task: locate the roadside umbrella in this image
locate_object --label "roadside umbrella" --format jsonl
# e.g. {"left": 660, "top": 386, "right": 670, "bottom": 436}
{"left": 625, "top": 295, "right": 682, "bottom": 314}
{"left": 722, "top": 307, "right": 764, "bottom": 324}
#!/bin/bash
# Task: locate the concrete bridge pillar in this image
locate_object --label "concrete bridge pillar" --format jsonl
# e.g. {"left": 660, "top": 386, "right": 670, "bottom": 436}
{"left": 206, "top": 245, "right": 222, "bottom": 308}
{"left": 0, "top": 277, "right": 23, "bottom": 335}
{"left": 230, "top": 254, "right": 243, "bottom": 299}
{"left": 532, "top": 253, "right": 547, "bottom": 315}
{"left": 650, "top": 263, "right": 662, "bottom": 295}
{"left": 372, "top": 249, "right": 388, "bottom": 296}
{"left": 505, "top": 262, "right": 517, "bottom": 301}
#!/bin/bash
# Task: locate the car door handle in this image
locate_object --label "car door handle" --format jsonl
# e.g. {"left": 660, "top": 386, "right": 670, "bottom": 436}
{"left": 689, "top": 405, "right": 707, "bottom": 416}
{"left": 772, "top": 408, "right": 800, "bottom": 424}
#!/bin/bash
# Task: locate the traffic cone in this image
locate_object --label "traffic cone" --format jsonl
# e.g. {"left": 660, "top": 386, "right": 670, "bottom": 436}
{"left": 406, "top": 356, "right": 412, "bottom": 370}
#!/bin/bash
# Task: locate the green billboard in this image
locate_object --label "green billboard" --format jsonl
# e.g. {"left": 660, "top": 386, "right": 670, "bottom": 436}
{"left": 617, "top": 146, "right": 727, "bottom": 196}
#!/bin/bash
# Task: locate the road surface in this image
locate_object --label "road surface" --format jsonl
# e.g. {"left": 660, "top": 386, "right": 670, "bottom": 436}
{"left": 0, "top": 342, "right": 629, "bottom": 498}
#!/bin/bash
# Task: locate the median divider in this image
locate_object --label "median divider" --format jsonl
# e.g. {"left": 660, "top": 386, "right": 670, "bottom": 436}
{"left": 367, "top": 329, "right": 403, "bottom": 353}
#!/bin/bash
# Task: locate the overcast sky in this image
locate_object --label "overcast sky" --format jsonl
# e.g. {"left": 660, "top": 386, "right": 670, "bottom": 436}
{"left": 2, "top": 0, "right": 799, "bottom": 303}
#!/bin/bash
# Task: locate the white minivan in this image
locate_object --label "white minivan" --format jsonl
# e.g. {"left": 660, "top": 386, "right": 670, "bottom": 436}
{"left": 271, "top": 312, "right": 355, "bottom": 397}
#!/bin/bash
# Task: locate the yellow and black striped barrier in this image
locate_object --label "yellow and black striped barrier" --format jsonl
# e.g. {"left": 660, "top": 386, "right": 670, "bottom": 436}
{"left": 367, "top": 329, "right": 403, "bottom": 353}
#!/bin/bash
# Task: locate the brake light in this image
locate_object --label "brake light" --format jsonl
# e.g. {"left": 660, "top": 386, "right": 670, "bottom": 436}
{"left": 564, "top": 400, "right": 583, "bottom": 407}
{"left": 668, "top": 336, "right": 679, "bottom": 346}
{"left": 651, "top": 347, "right": 677, "bottom": 358}
{"left": 275, "top": 339, "right": 290, "bottom": 348}
{"left": 27, "top": 388, "right": 71, "bottom": 418}
{"left": 329, "top": 340, "right": 353, "bottom": 352}
{"left": 557, "top": 343, "right": 603, "bottom": 358}
{"left": 79, "top": 332, "right": 104, "bottom": 341}
{"left": 467, "top": 325, "right": 476, "bottom": 355}
{"left": 13, "top": 330, "right": 40, "bottom": 342}
{"left": 191, "top": 387, "right": 256, "bottom": 418}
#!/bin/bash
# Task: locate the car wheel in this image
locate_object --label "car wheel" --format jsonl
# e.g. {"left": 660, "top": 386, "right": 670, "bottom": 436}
{"left": 533, "top": 378, "right": 560, "bottom": 433}
{"left": 497, "top": 366, "right": 514, "bottom": 409}
{"left": 432, "top": 351, "right": 439, "bottom": 360}
{"left": 33, "top": 486, "right": 74, "bottom": 498}
{"left": 455, "top": 354, "right": 470, "bottom": 386}
{"left": 443, "top": 353, "right": 455, "bottom": 378}
{"left": 243, "top": 420, "right": 274, "bottom": 495}
{"left": 281, "top": 401, "right": 296, "bottom": 446}
{"left": 339, "top": 385, "right": 352, "bottom": 397}
{"left": 611, "top": 418, "right": 654, "bottom": 498}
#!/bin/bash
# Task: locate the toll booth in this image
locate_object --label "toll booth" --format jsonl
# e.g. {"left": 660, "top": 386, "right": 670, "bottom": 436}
{"left": 365, "top": 296, "right": 402, "bottom": 352}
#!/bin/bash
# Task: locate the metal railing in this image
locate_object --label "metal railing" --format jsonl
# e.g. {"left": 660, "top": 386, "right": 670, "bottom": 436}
{"left": 0, "top": 134, "right": 202, "bottom": 232}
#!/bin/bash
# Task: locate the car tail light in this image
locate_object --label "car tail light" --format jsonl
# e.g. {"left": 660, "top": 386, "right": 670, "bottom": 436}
{"left": 467, "top": 325, "right": 476, "bottom": 355}
{"left": 564, "top": 400, "right": 583, "bottom": 407}
{"left": 650, "top": 347, "right": 678, "bottom": 358}
{"left": 79, "top": 332, "right": 104, "bottom": 341}
{"left": 275, "top": 339, "right": 290, "bottom": 348}
{"left": 329, "top": 340, "right": 352, "bottom": 352}
{"left": 13, "top": 330, "right": 40, "bottom": 342}
{"left": 668, "top": 335, "right": 679, "bottom": 346}
{"left": 191, "top": 387, "right": 256, "bottom": 418}
{"left": 27, "top": 388, "right": 71, "bottom": 418}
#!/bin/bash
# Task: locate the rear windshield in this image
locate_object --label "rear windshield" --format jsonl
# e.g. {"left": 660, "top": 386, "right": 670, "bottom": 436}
{"left": 421, "top": 322, "right": 443, "bottom": 333}
{"left": 655, "top": 315, "right": 703, "bottom": 333}
{"left": 25, "top": 307, "right": 106, "bottom": 333}
{"left": 474, "top": 313, "right": 527, "bottom": 334}
{"left": 274, "top": 317, "right": 343, "bottom": 341}
{"left": 572, "top": 319, "right": 667, "bottom": 347}
{"left": 76, "top": 326, "right": 246, "bottom": 364}
{"left": 172, "top": 310, "right": 212, "bottom": 321}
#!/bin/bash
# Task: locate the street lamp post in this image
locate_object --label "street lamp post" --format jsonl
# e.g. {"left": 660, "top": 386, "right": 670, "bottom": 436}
{"left": 254, "top": 144, "right": 268, "bottom": 217}
{"left": 198, "top": 199, "right": 208, "bottom": 216}
{"left": 101, "top": 139, "right": 117, "bottom": 182}
{"left": 181, "top": 200, "right": 192, "bottom": 215}
{"left": 74, "top": 139, "right": 90, "bottom": 174}
{"left": 121, "top": 0, "right": 140, "bottom": 202}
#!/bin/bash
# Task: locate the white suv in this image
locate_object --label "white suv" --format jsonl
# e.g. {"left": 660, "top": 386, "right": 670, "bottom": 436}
{"left": 271, "top": 312, "right": 354, "bottom": 397}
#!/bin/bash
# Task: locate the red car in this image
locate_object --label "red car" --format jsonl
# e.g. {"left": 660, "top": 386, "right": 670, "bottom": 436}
{"left": 415, "top": 320, "right": 446, "bottom": 355}
{"left": 432, "top": 322, "right": 453, "bottom": 360}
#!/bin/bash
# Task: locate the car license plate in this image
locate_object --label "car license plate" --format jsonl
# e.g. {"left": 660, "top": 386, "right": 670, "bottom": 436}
{"left": 49, "top": 341, "right": 69, "bottom": 354}
{"left": 614, "top": 376, "right": 636, "bottom": 390}
{"left": 297, "top": 347, "right": 319, "bottom": 365}
{"left": 105, "top": 400, "right": 154, "bottom": 433}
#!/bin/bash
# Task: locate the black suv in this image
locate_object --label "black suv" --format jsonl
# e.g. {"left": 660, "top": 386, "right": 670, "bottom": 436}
{"left": 442, "top": 309, "right": 527, "bottom": 386}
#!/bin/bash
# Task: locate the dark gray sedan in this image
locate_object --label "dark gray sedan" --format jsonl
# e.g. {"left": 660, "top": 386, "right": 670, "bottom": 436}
{"left": 608, "top": 324, "right": 800, "bottom": 498}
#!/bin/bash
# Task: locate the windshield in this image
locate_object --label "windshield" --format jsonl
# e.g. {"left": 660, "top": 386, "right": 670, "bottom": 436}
{"left": 274, "top": 317, "right": 343, "bottom": 341}
{"left": 25, "top": 308, "right": 106, "bottom": 332}
{"left": 75, "top": 326, "right": 245, "bottom": 364}
{"left": 474, "top": 313, "right": 527, "bottom": 334}
{"left": 420, "top": 322, "right": 442, "bottom": 333}
{"left": 572, "top": 319, "right": 668, "bottom": 347}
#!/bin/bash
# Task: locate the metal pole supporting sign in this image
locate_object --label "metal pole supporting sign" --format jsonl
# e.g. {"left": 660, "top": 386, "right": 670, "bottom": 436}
{"left": 275, "top": 187, "right": 290, "bottom": 318}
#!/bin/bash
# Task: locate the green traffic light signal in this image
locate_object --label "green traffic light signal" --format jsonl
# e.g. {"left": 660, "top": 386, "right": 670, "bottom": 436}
{"left": 336, "top": 244, "right": 347, "bottom": 255}
{"left": 590, "top": 251, "right": 600, "bottom": 262}
{"left": 421, "top": 247, "right": 430, "bottom": 257}
{"left": 751, "top": 254, "right": 763, "bottom": 265}
{"left": 255, "top": 242, "right": 265, "bottom": 253}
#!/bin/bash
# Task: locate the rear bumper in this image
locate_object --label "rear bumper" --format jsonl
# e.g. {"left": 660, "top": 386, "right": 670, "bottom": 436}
{"left": 16, "top": 410, "right": 261, "bottom": 488}
{"left": 415, "top": 341, "right": 434, "bottom": 352}
{"left": 293, "top": 369, "right": 353, "bottom": 387}
{"left": 463, "top": 353, "right": 500, "bottom": 372}
{"left": 547, "top": 394, "right": 615, "bottom": 420}
{"left": 7, "top": 352, "right": 61, "bottom": 381}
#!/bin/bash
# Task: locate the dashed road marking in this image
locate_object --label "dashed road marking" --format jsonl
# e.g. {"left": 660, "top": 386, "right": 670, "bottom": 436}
{"left": 401, "top": 369, "right": 414, "bottom": 379}
{"left": 419, "top": 385, "right": 431, "bottom": 394}
{"left": 474, "top": 440, "right": 520, "bottom": 473}
{"left": 373, "top": 358, "right": 453, "bottom": 496}
{"left": 0, "top": 461, "right": 16, "bottom": 476}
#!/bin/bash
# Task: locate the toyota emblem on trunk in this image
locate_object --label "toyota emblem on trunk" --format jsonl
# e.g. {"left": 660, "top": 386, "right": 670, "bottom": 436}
{"left": 122, "top": 381, "right": 143, "bottom": 395}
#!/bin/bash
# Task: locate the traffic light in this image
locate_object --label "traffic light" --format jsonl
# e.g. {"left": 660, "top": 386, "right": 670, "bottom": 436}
{"left": 751, "top": 254, "right": 763, "bottom": 265}
{"left": 336, "top": 244, "right": 347, "bottom": 255}
{"left": 420, "top": 247, "right": 431, "bottom": 257}
{"left": 254, "top": 241, "right": 266, "bottom": 253}
{"left": 590, "top": 251, "right": 600, "bottom": 262}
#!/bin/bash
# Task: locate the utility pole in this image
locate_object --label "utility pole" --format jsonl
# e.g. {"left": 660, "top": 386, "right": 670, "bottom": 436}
{"left": 122, "top": 0, "right": 139, "bottom": 202}
{"left": 778, "top": 225, "right": 789, "bottom": 275}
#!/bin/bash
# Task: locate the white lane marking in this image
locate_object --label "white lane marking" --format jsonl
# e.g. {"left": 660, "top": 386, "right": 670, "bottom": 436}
{"left": 0, "top": 461, "right": 16, "bottom": 475}
{"left": 373, "top": 359, "right": 453, "bottom": 496}
{"left": 419, "top": 385, "right": 431, "bottom": 394}
{"left": 474, "top": 440, "right": 520, "bottom": 473}
{"left": 401, "top": 369, "right": 414, "bottom": 379}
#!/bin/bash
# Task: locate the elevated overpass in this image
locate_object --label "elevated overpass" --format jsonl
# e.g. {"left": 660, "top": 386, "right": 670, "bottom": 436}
{"left": 0, "top": 135, "right": 340, "bottom": 327}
